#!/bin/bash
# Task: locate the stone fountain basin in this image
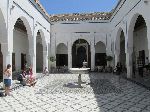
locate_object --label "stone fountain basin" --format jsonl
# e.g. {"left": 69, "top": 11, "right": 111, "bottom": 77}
{"left": 69, "top": 68, "right": 90, "bottom": 74}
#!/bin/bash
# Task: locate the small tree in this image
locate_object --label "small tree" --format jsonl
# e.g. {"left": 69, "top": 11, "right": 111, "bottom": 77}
{"left": 49, "top": 56, "right": 56, "bottom": 62}
{"left": 106, "top": 56, "right": 113, "bottom": 67}
{"left": 106, "top": 56, "right": 113, "bottom": 62}
{"left": 48, "top": 56, "right": 56, "bottom": 72}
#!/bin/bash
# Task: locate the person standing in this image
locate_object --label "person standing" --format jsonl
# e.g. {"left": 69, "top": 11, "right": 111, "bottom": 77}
{"left": 145, "top": 57, "right": 149, "bottom": 71}
{"left": 4, "top": 64, "right": 12, "bottom": 96}
{"left": 116, "top": 62, "right": 122, "bottom": 75}
{"left": 43, "top": 67, "right": 49, "bottom": 75}
{"left": 132, "top": 62, "right": 136, "bottom": 78}
{"left": 137, "top": 57, "right": 144, "bottom": 77}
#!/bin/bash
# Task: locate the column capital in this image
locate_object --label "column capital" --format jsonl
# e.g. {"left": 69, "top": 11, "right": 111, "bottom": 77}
{"left": 90, "top": 43, "right": 95, "bottom": 51}
{"left": 2, "top": 51, "right": 12, "bottom": 56}
{"left": 126, "top": 52, "right": 133, "bottom": 78}
{"left": 43, "top": 51, "right": 48, "bottom": 55}
{"left": 29, "top": 49, "right": 35, "bottom": 57}
{"left": 126, "top": 47, "right": 133, "bottom": 54}
{"left": 1, "top": 43, "right": 10, "bottom": 54}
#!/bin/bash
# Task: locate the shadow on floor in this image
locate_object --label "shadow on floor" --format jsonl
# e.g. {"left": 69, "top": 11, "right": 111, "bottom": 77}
{"left": 88, "top": 72, "right": 123, "bottom": 112}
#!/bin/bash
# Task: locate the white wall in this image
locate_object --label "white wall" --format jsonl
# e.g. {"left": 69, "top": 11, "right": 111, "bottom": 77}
{"left": 51, "top": 21, "right": 111, "bottom": 56}
{"left": 57, "top": 44, "right": 68, "bottom": 54}
{"left": 36, "top": 43, "right": 43, "bottom": 71}
{"left": 13, "top": 29, "right": 29, "bottom": 70}
{"left": 133, "top": 27, "right": 148, "bottom": 58}
{"left": 95, "top": 42, "right": 106, "bottom": 53}
{"left": 1, "top": 0, "right": 150, "bottom": 75}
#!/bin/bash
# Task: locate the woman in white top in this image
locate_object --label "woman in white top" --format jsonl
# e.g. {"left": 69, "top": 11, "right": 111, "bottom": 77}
{"left": 4, "top": 64, "right": 11, "bottom": 96}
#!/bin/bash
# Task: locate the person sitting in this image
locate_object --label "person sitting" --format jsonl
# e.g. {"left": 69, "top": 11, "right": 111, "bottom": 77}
{"left": 17, "top": 70, "right": 27, "bottom": 86}
{"left": 115, "top": 62, "right": 122, "bottom": 75}
{"left": 137, "top": 57, "right": 144, "bottom": 77}
{"left": 83, "top": 60, "right": 87, "bottom": 68}
{"left": 26, "top": 67, "right": 37, "bottom": 87}
{"left": 43, "top": 67, "right": 49, "bottom": 75}
{"left": 145, "top": 57, "right": 149, "bottom": 72}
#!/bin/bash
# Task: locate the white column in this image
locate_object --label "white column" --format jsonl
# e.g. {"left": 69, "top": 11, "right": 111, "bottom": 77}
{"left": 147, "top": 27, "right": 150, "bottom": 60}
{"left": 43, "top": 50, "right": 48, "bottom": 69}
{"left": 91, "top": 43, "right": 95, "bottom": 71}
{"left": 29, "top": 32, "right": 36, "bottom": 74}
{"left": 29, "top": 50, "right": 36, "bottom": 74}
{"left": 115, "top": 53, "right": 120, "bottom": 66}
{"left": 2, "top": 51, "right": 12, "bottom": 85}
{"left": 1, "top": 43, "right": 12, "bottom": 77}
{"left": 68, "top": 42, "right": 72, "bottom": 69}
{"left": 126, "top": 52, "right": 133, "bottom": 78}
{"left": 2, "top": 51, "right": 12, "bottom": 71}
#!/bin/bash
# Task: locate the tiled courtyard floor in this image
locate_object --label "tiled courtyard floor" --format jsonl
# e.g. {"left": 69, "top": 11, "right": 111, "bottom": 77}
{"left": 0, "top": 73, "right": 150, "bottom": 112}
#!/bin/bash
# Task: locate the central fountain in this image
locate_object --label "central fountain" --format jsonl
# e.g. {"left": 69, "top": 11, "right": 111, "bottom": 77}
{"left": 69, "top": 68, "right": 90, "bottom": 87}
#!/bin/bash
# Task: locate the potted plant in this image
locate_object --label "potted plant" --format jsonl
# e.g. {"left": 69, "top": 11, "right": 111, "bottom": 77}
{"left": 106, "top": 56, "right": 113, "bottom": 62}
{"left": 106, "top": 56, "right": 113, "bottom": 72}
{"left": 48, "top": 56, "right": 56, "bottom": 73}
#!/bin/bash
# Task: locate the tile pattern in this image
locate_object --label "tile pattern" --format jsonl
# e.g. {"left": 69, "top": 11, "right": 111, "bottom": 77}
{"left": 0, "top": 73, "right": 150, "bottom": 112}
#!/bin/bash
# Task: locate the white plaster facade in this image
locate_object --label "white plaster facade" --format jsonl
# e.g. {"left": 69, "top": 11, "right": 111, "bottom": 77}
{"left": 0, "top": 0, "right": 50, "bottom": 81}
{"left": 0, "top": 0, "right": 150, "bottom": 81}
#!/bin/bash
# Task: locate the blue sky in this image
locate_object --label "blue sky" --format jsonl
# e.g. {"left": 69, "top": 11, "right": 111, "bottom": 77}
{"left": 39, "top": 0, "right": 119, "bottom": 15}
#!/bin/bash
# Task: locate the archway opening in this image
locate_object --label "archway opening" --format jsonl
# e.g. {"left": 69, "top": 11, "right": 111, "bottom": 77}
{"left": 56, "top": 43, "right": 68, "bottom": 67}
{"left": 13, "top": 18, "right": 29, "bottom": 71}
{"left": 72, "top": 39, "right": 91, "bottom": 68}
{"left": 77, "top": 46, "right": 86, "bottom": 67}
{"left": 132, "top": 15, "right": 148, "bottom": 77}
{"left": 0, "top": 44, "right": 3, "bottom": 81}
{"left": 119, "top": 31, "right": 126, "bottom": 69}
{"left": 95, "top": 41, "right": 106, "bottom": 66}
{"left": 36, "top": 31, "right": 43, "bottom": 72}
{"left": 0, "top": 10, "right": 6, "bottom": 81}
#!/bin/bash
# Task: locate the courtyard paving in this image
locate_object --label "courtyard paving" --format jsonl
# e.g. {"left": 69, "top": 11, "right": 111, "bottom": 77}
{"left": 0, "top": 73, "right": 150, "bottom": 112}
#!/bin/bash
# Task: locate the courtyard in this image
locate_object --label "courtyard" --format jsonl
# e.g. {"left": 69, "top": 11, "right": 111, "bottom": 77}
{"left": 0, "top": 73, "right": 150, "bottom": 112}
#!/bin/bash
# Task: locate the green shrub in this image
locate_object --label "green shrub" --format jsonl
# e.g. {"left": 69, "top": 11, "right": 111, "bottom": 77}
{"left": 106, "top": 56, "right": 113, "bottom": 61}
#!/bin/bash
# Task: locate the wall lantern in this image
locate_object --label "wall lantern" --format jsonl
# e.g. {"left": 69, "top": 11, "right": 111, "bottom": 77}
{"left": 10, "top": 5, "right": 15, "bottom": 10}
{"left": 144, "top": 0, "right": 149, "bottom": 4}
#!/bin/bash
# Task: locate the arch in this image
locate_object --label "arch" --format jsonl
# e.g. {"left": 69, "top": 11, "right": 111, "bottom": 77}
{"left": 56, "top": 43, "right": 68, "bottom": 67}
{"left": 127, "top": 13, "right": 149, "bottom": 77}
{"left": 95, "top": 41, "right": 106, "bottom": 53}
{"left": 12, "top": 16, "right": 33, "bottom": 61}
{"left": 13, "top": 16, "right": 33, "bottom": 41}
{"left": 72, "top": 39, "right": 91, "bottom": 68}
{"left": 36, "top": 30, "right": 44, "bottom": 72}
{"left": 115, "top": 27, "right": 126, "bottom": 53}
{"left": 119, "top": 30, "right": 126, "bottom": 68}
{"left": 72, "top": 38, "right": 90, "bottom": 47}
{"left": 0, "top": 9, "right": 6, "bottom": 80}
{"left": 56, "top": 42, "right": 68, "bottom": 48}
{"left": 127, "top": 13, "right": 148, "bottom": 51}
{"left": 128, "top": 13, "right": 147, "bottom": 35}
{"left": 95, "top": 41, "right": 107, "bottom": 66}
{"left": 77, "top": 46, "right": 87, "bottom": 67}
{"left": 36, "top": 29, "right": 47, "bottom": 49}
{"left": 13, "top": 17, "right": 31, "bottom": 71}
{"left": 0, "top": 9, "right": 7, "bottom": 43}
{"left": 56, "top": 43, "right": 68, "bottom": 54}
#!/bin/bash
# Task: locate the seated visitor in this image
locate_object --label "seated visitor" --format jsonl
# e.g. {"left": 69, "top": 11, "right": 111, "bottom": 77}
{"left": 83, "top": 60, "right": 87, "bottom": 68}
{"left": 26, "top": 67, "right": 37, "bottom": 87}
{"left": 17, "top": 70, "right": 27, "bottom": 86}
{"left": 137, "top": 57, "right": 144, "bottom": 77}
{"left": 4, "top": 64, "right": 12, "bottom": 96}
{"left": 145, "top": 57, "right": 149, "bottom": 71}
{"left": 43, "top": 67, "right": 49, "bottom": 75}
{"left": 115, "top": 62, "right": 122, "bottom": 75}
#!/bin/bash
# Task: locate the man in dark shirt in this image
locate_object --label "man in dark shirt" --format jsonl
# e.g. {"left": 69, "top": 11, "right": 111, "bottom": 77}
{"left": 137, "top": 57, "right": 144, "bottom": 77}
